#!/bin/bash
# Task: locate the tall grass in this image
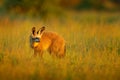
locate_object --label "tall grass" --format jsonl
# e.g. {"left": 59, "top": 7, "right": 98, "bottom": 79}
{"left": 0, "top": 12, "right": 120, "bottom": 80}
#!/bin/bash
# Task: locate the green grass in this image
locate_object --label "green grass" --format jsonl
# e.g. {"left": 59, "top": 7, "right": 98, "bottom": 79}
{"left": 0, "top": 12, "right": 120, "bottom": 80}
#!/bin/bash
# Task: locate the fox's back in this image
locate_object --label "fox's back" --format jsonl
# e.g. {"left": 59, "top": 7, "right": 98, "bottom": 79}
{"left": 37, "top": 31, "right": 65, "bottom": 51}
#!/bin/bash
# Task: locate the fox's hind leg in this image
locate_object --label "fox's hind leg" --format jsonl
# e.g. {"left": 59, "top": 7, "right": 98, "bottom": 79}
{"left": 58, "top": 45, "right": 66, "bottom": 58}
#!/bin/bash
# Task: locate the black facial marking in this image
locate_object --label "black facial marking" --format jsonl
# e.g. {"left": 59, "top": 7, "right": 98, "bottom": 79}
{"left": 32, "top": 37, "right": 40, "bottom": 42}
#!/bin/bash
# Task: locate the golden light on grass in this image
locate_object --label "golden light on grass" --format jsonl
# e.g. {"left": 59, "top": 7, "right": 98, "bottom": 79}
{"left": 0, "top": 12, "right": 120, "bottom": 80}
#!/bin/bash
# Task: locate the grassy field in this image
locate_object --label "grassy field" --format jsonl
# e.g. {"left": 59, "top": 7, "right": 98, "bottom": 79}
{"left": 0, "top": 12, "right": 120, "bottom": 80}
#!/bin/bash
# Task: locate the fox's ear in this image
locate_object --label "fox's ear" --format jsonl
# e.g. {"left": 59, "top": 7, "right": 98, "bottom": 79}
{"left": 37, "top": 26, "right": 45, "bottom": 34}
{"left": 32, "top": 27, "right": 36, "bottom": 35}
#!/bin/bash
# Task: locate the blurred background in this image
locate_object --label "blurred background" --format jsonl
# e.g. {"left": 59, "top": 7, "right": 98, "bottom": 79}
{"left": 0, "top": 0, "right": 120, "bottom": 19}
{"left": 0, "top": 1, "right": 120, "bottom": 80}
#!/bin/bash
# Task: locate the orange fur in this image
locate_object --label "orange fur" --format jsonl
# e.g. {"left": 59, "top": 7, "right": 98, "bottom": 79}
{"left": 30, "top": 27, "right": 66, "bottom": 58}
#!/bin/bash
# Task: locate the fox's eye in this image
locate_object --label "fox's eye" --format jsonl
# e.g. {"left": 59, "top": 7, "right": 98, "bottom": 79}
{"left": 35, "top": 37, "right": 40, "bottom": 42}
{"left": 32, "top": 37, "right": 40, "bottom": 42}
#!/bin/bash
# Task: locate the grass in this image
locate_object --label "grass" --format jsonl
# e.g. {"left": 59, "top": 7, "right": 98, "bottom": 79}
{"left": 0, "top": 12, "right": 120, "bottom": 80}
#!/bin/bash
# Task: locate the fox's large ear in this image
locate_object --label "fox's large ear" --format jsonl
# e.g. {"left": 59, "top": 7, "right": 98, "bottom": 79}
{"left": 37, "top": 26, "right": 45, "bottom": 34}
{"left": 32, "top": 27, "right": 36, "bottom": 35}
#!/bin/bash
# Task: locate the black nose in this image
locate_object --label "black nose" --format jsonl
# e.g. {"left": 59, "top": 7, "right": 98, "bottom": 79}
{"left": 32, "top": 37, "right": 40, "bottom": 42}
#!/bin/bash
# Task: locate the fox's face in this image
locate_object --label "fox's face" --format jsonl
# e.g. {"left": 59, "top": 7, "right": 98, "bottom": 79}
{"left": 30, "top": 26, "right": 45, "bottom": 48}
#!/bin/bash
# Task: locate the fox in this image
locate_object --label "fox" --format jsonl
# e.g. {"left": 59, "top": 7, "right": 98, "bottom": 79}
{"left": 30, "top": 26, "right": 66, "bottom": 58}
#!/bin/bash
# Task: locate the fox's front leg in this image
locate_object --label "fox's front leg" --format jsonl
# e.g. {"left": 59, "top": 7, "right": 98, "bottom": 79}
{"left": 34, "top": 50, "right": 38, "bottom": 57}
{"left": 38, "top": 50, "right": 43, "bottom": 58}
